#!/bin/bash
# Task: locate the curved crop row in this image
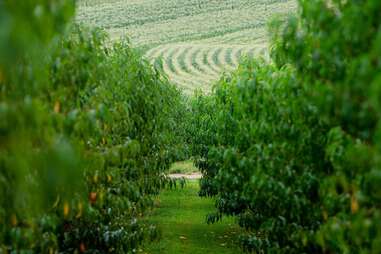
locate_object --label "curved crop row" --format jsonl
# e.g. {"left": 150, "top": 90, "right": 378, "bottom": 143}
{"left": 145, "top": 43, "right": 267, "bottom": 92}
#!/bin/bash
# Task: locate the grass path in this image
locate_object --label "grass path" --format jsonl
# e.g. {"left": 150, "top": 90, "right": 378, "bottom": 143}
{"left": 143, "top": 181, "right": 244, "bottom": 254}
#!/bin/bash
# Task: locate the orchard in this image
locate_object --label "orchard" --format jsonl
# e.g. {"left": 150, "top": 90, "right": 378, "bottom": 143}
{"left": 1, "top": 0, "right": 380, "bottom": 253}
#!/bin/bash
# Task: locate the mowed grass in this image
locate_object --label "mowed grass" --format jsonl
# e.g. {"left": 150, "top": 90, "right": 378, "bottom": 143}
{"left": 76, "top": 0, "right": 295, "bottom": 47}
{"left": 76, "top": 0, "right": 296, "bottom": 93}
{"left": 143, "top": 181, "right": 243, "bottom": 254}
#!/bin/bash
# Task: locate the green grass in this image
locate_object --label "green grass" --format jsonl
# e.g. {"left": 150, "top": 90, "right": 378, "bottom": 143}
{"left": 168, "top": 160, "right": 199, "bottom": 175}
{"left": 143, "top": 181, "right": 243, "bottom": 254}
{"left": 76, "top": 0, "right": 296, "bottom": 93}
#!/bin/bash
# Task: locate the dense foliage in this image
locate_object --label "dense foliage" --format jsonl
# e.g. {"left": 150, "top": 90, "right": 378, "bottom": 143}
{"left": 274, "top": 1, "right": 381, "bottom": 252}
{"left": 190, "top": 60, "right": 327, "bottom": 252}
{"left": 0, "top": 1, "right": 185, "bottom": 253}
{"left": 190, "top": 0, "right": 381, "bottom": 253}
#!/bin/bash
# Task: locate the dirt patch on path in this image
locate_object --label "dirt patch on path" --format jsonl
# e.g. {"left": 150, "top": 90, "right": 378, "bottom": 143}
{"left": 169, "top": 173, "right": 202, "bottom": 179}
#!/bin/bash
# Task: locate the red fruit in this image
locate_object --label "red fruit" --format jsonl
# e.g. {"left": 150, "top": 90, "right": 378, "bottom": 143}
{"left": 63, "top": 202, "right": 70, "bottom": 218}
{"left": 89, "top": 192, "right": 97, "bottom": 204}
{"left": 80, "top": 242, "right": 86, "bottom": 253}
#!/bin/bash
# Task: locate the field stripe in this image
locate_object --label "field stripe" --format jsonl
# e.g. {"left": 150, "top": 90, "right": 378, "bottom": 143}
{"left": 144, "top": 43, "right": 269, "bottom": 92}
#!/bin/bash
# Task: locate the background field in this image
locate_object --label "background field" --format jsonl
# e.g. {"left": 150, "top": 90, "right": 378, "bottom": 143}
{"left": 76, "top": 0, "right": 296, "bottom": 93}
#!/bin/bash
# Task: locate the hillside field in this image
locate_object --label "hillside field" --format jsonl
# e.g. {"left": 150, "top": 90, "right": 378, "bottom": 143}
{"left": 76, "top": 0, "right": 296, "bottom": 92}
